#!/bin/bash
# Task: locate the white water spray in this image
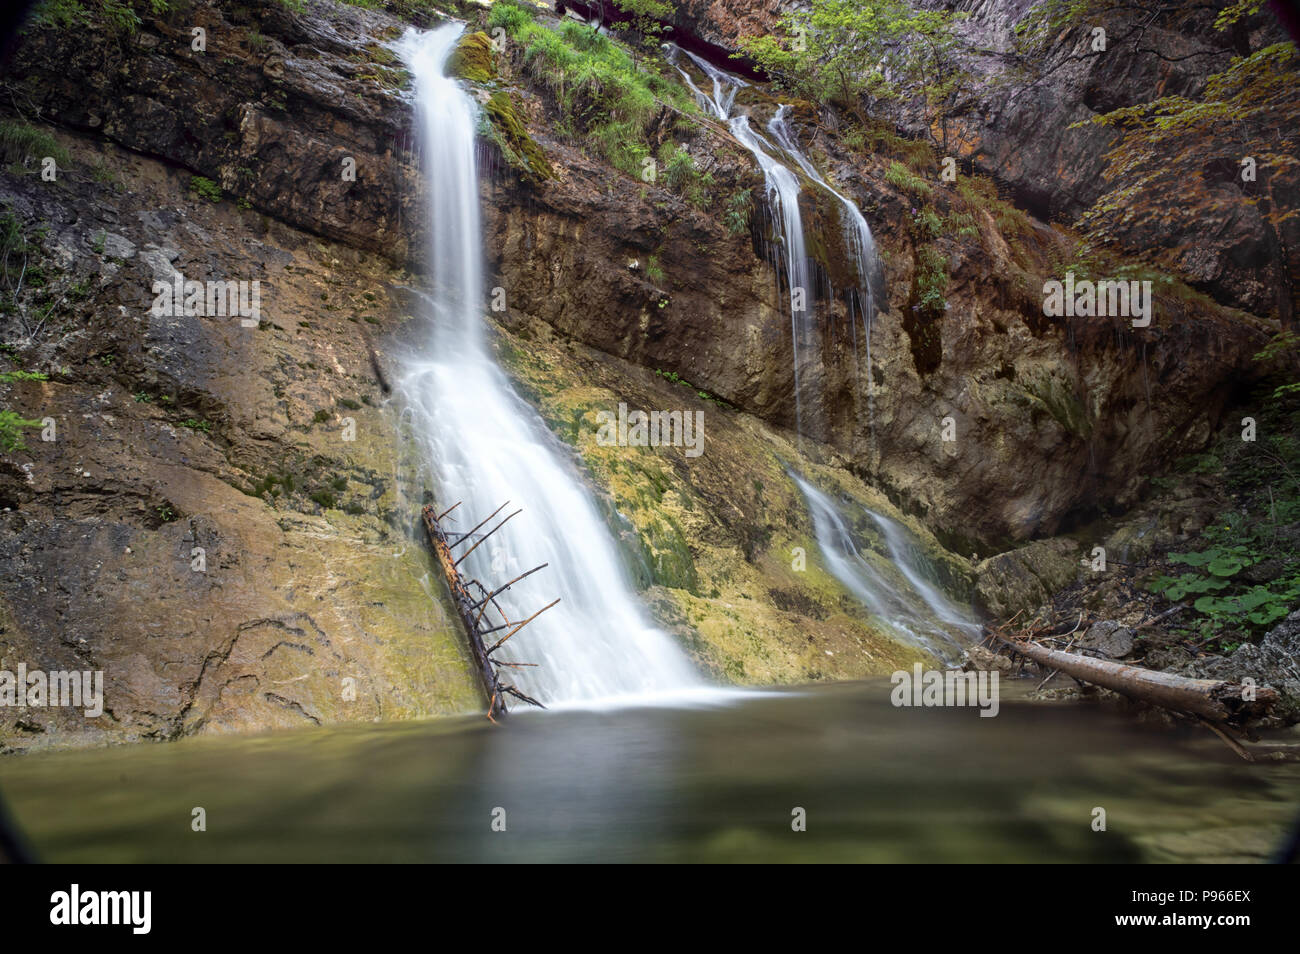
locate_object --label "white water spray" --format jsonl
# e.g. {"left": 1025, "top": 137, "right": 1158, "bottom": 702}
{"left": 792, "top": 474, "right": 976, "bottom": 662}
{"left": 666, "top": 47, "right": 884, "bottom": 442}
{"left": 397, "top": 25, "right": 705, "bottom": 708}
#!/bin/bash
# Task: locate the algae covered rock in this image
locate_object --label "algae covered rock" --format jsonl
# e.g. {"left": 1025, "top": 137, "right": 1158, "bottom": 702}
{"left": 448, "top": 31, "right": 496, "bottom": 84}
{"left": 483, "top": 90, "right": 554, "bottom": 181}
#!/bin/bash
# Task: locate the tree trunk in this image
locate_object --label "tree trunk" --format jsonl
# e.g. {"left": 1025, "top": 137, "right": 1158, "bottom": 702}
{"left": 994, "top": 635, "right": 1278, "bottom": 728}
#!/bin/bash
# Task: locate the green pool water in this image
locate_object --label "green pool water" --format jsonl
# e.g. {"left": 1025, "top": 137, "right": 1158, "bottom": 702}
{"left": 2, "top": 680, "right": 1297, "bottom": 862}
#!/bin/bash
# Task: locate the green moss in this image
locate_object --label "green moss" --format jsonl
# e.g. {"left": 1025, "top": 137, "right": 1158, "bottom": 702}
{"left": 1018, "top": 370, "right": 1092, "bottom": 438}
{"left": 483, "top": 90, "right": 554, "bottom": 181}
{"left": 640, "top": 509, "right": 700, "bottom": 592}
{"left": 448, "top": 30, "right": 496, "bottom": 83}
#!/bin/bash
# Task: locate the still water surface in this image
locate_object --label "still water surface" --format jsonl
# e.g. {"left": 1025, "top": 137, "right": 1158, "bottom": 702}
{"left": 3, "top": 680, "right": 1297, "bottom": 862}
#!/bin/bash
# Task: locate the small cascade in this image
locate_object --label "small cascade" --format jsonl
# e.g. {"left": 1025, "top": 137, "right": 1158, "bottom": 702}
{"left": 791, "top": 474, "right": 975, "bottom": 662}
{"left": 665, "top": 45, "right": 885, "bottom": 445}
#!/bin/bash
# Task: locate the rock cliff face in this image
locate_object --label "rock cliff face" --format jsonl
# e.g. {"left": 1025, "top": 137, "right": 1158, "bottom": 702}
{"left": 7, "top": 0, "right": 417, "bottom": 259}
{"left": 7, "top": 0, "right": 1278, "bottom": 548}
{"left": 644, "top": 0, "right": 1297, "bottom": 320}
{"left": 470, "top": 2, "right": 1276, "bottom": 551}
{"left": 0, "top": 0, "right": 1291, "bottom": 749}
{"left": 0, "top": 127, "right": 482, "bottom": 751}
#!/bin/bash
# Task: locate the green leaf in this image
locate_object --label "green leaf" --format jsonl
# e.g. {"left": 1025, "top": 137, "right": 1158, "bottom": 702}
{"left": 1206, "top": 554, "right": 1250, "bottom": 577}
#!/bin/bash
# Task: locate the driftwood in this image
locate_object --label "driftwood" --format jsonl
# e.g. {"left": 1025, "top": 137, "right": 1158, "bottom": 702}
{"left": 994, "top": 634, "right": 1279, "bottom": 729}
{"left": 422, "top": 501, "right": 557, "bottom": 721}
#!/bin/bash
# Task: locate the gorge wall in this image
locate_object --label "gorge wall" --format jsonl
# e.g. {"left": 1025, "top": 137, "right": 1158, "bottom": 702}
{"left": 0, "top": 0, "right": 1291, "bottom": 749}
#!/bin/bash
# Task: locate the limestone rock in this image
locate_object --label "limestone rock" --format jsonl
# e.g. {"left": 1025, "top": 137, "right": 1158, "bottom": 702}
{"left": 962, "top": 645, "right": 1014, "bottom": 673}
{"left": 1077, "top": 620, "right": 1135, "bottom": 659}
{"left": 974, "top": 538, "right": 1080, "bottom": 618}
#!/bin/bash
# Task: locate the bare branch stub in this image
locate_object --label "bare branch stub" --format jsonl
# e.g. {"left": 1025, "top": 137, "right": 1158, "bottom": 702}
{"left": 422, "top": 502, "right": 556, "bottom": 720}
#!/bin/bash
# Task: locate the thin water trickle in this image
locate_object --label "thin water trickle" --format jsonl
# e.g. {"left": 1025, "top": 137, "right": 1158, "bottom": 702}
{"left": 667, "top": 46, "right": 813, "bottom": 437}
{"left": 666, "top": 46, "right": 964, "bottom": 659}
{"left": 396, "top": 25, "right": 710, "bottom": 708}
{"left": 666, "top": 46, "right": 885, "bottom": 445}
{"left": 791, "top": 473, "right": 976, "bottom": 662}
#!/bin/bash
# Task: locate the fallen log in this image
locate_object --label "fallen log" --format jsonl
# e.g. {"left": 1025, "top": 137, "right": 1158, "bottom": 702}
{"left": 422, "top": 501, "right": 555, "bottom": 721}
{"left": 994, "top": 633, "right": 1278, "bottom": 730}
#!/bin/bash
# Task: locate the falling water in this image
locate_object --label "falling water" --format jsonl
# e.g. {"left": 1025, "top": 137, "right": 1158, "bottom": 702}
{"left": 666, "top": 47, "right": 885, "bottom": 445}
{"left": 666, "top": 46, "right": 814, "bottom": 436}
{"left": 664, "top": 47, "right": 963, "bottom": 659}
{"left": 791, "top": 474, "right": 976, "bottom": 662}
{"left": 767, "top": 105, "right": 885, "bottom": 319}
{"left": 767, "top": 106, "right": 886, "bottom": 453}
{"left": 396, "top": 25, "right": 703, "bottom": 708}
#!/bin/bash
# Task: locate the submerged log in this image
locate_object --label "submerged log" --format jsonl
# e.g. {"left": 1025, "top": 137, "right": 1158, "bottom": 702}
{"left": 422, "top": 502, "right": 555, "bottom": 720}
{"left": 994, "top": 633, "right": 1279, "bottom": 729}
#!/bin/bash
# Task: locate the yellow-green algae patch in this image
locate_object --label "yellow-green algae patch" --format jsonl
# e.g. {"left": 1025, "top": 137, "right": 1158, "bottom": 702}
{"left": 491, "top": 319, "right": 958, "bottom": 685}
{"left": 448, "top": 31, "right": 496, "bottom": 84}
{"left": 484, "top": 90, "right": 555, "bottom": 182}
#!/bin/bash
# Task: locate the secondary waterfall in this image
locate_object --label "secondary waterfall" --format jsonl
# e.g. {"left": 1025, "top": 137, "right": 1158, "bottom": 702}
{"left": 667, "top": 47, "right": 811, "bottom": 434}
{"left": 397, "top": 25, "right": 703, "bottom": 708}
{"left": 662, "top": 48, "right": 967, "bottom": 658}
{"left": 792, "top": 474, "right": 977, "bottom": 662}
{"left": 767, "top": 106, "right": 885, "bottom": 449}
{"left": 666, "top": 46, "right": 885, "bottom": 441}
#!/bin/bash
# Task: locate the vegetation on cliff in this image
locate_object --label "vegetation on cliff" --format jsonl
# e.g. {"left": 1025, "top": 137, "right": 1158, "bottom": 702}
{"left": 487, "top": 0, "right": 701, "bottom": 180}
{"left": 739, "top": 0, "right": 968, "bottom": 151}
{"left": 1059, "top": 9, "right": 1298, "bottom": 328}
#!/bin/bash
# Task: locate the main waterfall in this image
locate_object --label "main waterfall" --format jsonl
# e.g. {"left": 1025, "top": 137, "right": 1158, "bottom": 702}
{"left": 397, "top": 25, "right": 703, "bottom": 708}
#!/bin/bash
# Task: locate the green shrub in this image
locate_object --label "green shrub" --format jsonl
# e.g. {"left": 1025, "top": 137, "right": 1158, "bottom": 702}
{"left": 1148, "top": 545, "right": 1300, "bottom": 631}
{"left": 28, "top": 0, "right": 171, "bottom": 34}
{"left": 188, "top": 176, "right": 222, "bottom": 203}
{"left": 885, "top": 160, "right": 932, "bottom": 199}
{"left": 489, "top": 0, "right": 695, "bottom": 177}
{"left": 945, "top": 209, "right": 978, "bottom": 238}
{"left": 658, "top": 143, "right": 713, "bottom": 207}
{"left": 909, "top": 206, "right": 942, "bottom": 240}
{"left": 915, "top": 245, "right": 948, "bottom": 314}
{"left": 0, "top": 410, "right": 42, "bottom": 453}
{"left": 724, "top": 189, "right": 752, "bottom": 237}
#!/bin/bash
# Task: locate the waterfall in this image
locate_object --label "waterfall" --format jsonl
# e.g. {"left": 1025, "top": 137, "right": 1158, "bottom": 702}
{"left": 665, "top": 46, "right": 885, "bottom": 443}
{"left": 767, "top": 106, "right": 885, "bottom": 452}
{"left": 396, "top": 24, "right": 704, "bottom": 708}
{"left": 791, "top": 474, "right": 975, "bottom": 662}
{"left": 661, "top": 47, "right": 968, "bottom": 659}
{"left": 667, "top": 46, "right": 813, "bottom": 436}
{"left": 865, "top": 509, "right": 978, "bottom": 638}
{"left": 767, "top": 105, "right": 886, "bottom": 318}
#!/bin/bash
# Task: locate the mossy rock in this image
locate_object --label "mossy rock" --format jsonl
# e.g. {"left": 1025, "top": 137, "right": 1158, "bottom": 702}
{"left": 484, "top": 90, "right": 554, "bottom": 182}
{"left": 448, "top": 31, "right": 496, "bottom": 84}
